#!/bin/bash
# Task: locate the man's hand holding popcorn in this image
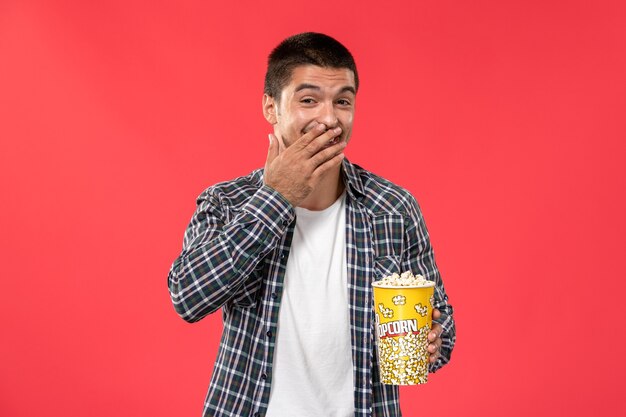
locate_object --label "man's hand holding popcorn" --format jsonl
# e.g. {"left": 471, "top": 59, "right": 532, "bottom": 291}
{"left": 428, "top": 308, "right": 444, "bottom": 363}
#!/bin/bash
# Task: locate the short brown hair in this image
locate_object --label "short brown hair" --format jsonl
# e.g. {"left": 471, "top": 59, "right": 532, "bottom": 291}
{"left": 264, "top": 32, "right": 359, "bottom": 100}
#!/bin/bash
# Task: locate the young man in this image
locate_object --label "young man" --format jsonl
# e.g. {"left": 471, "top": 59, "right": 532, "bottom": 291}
{"left": 168, "top": 32, "right": 455, "bottom": 417}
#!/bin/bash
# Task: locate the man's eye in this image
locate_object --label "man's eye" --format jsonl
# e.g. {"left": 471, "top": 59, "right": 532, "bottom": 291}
{"left": 301, "top": 98, "right": 315, "bottom": 104}
{"left": 337, "top": 99, "right": 351, "bottom": 106}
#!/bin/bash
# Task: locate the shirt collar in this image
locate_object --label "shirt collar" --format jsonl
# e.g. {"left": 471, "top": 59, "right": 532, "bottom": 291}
{"left": 341, "top": 158, "right": 366, "bottom": 201}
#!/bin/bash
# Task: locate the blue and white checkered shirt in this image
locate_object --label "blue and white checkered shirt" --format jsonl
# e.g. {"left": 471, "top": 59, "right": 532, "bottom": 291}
{"left": 168, "top": 158, "right": 455, "bottom": 417}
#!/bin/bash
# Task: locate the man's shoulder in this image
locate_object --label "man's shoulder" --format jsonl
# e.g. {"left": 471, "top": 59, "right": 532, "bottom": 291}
{"left": 350, "top": 162, "right": 418, "bottom": 215}
{"left": 196, "top": 169, "right": 264, "bottom": 208}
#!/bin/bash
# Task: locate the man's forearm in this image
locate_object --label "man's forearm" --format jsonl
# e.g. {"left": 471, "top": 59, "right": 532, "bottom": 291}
{"left": 402, "top": 196, "right": 456, "bottom": 372}
{"left": 168, "top": 185, "right": 294, "bottom": 322}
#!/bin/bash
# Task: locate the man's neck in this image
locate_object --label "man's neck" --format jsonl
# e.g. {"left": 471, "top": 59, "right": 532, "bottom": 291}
{"left": 297, "top": 166, "right": 345, "bottom": 211}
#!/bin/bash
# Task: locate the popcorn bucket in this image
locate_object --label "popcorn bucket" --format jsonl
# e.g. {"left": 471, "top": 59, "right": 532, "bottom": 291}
{"left": 372, "top": 282, "right": 435, "bottom": 385}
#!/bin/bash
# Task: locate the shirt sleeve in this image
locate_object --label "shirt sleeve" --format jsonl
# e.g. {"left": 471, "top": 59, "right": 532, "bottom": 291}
{"left": 402, "top": 194, "right": 456, "bottom": 373}
{"left": 168, "top": 184, "right": 294, "bottom": 323}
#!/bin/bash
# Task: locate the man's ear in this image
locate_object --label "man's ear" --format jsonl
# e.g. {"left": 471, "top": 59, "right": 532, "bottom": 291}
{"left": 262, "top": 94, "right": 278, "bottom": 125}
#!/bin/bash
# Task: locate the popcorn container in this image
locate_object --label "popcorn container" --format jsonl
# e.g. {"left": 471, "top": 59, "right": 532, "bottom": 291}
{"left": 372, "top": 281, "right": 435, "bottom": 385}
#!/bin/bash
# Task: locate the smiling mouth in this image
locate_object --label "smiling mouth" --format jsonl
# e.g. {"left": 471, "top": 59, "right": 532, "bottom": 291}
{"left": 321, "top": 135, "right": 343, "bottom": 149}
{"left": 328, "top": 136, "right": 341, "bottom": 145}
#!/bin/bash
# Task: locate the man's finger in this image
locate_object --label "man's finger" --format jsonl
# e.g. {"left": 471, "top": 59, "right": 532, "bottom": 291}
{"left": 428, "top": 323, "right": 443, "bottom": 341}
{"left": 309, "top": 140, "right": 347, "bottom": 169}
{"left": 312, "top": 151, "right": 345, "bottom": 179}
{"left": 428, "top": 335, "right": 442, "bottom": 351}
{"left": 433, "top": 308, "right": 441, "bottom": 320}
{"left": 292, "top": 123, "right": 327, "bottom": 150}
{"left": 305, "top": 127, "right": 342, "bottom": 156}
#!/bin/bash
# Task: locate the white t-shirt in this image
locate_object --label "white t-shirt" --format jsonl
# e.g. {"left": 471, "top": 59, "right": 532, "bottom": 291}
{"left": 266, "top": 191, "right": 354, "bottom": 417}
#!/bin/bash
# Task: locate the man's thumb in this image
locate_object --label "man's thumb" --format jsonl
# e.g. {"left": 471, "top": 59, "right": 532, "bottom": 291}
{"left": 266, "top": 133, "right": 279, "bottom": 165}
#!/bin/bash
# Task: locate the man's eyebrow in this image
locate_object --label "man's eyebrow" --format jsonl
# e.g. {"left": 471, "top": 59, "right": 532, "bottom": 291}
{"left": 339, "top": 86, "right": 356, "bottom": 95}
{"left": 294, "top": 84, "right": 357, "bottom": 95}
{"left": 294, "top": 83, "right": 320, "bottom": 92}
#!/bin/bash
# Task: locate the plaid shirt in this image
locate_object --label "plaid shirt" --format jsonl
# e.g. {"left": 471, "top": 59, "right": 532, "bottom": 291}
{"left": 168, "top": 158, "right": 455, "bottom": 417}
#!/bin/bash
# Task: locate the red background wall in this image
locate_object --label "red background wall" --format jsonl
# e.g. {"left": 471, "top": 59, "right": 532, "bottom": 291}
{"left": 1, "top": 1, "right": 625, "bottom": 416}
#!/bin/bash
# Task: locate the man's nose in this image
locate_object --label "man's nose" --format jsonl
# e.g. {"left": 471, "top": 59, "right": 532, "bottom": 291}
{"left": 317, "top": 101, "right": 338, "bottom": 128}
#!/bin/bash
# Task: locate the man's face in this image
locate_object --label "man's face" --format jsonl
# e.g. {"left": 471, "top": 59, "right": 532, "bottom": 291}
{"left": 264, "top": 65, "right": 356, "bottom": 148}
